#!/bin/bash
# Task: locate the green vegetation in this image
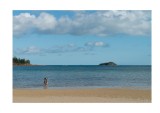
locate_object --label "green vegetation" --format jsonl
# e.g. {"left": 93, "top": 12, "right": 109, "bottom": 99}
{"left": 13, "top": 57, "right": 31, "bottom": 65}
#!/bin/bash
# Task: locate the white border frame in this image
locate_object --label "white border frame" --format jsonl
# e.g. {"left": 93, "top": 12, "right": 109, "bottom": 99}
{"left": 0, "top": 0, "right": 159, "bottom": 113}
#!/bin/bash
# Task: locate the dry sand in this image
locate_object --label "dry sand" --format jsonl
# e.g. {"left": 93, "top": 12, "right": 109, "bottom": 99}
{"left": 13, "top": 88, "right": 151, "bottom": 103}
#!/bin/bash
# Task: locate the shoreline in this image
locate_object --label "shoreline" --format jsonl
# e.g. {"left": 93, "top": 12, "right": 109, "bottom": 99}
{"left": 13, "top": 88, "right": 151, "bottom": 103}
{"left": 13, "top": 86, "right": 151, "bottom": 90}
{"left": 13, "top": 64, "right": 44, "bottom": 66}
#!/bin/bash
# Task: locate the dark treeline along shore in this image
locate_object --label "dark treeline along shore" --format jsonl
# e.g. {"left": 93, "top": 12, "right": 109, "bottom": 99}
{"left": 13, "top": 56, "right": 117, "bottom": 67}
{"left": 13, "top": 57, "right": 31, "bottom": 65}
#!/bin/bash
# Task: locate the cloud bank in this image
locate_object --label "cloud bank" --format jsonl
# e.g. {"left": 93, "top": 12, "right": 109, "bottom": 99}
{"left": 14, "top": 41, "right": 108, "bottom": 55}
{"left": 13, "top": 10, "right": 151, "bottom": 37}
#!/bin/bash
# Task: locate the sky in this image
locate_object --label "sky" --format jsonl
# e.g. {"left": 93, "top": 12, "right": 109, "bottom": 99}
{"left": 13, "top": 10, "right": 151, "bottom": 65}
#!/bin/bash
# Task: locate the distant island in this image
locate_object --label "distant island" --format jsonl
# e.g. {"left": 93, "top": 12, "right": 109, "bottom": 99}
{"left": 13, "top": 57, "right": 31, "bottom": 66}
{"left": 99, "top": 62, "right": 117, "bottom": 66}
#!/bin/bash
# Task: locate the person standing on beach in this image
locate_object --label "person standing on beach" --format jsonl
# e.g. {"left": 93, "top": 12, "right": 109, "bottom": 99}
{"left": 44, "top": 78, "right": 48, "bottom": 86}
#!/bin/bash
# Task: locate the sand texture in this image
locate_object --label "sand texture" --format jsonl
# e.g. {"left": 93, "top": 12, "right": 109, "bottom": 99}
{"left": 13, "top": 88, "right": 151, "bottom": 103}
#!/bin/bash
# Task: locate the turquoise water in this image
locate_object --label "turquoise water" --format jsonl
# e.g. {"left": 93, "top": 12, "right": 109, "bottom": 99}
{"left": 13, "top": 65, "right": 151, "bottom": 89}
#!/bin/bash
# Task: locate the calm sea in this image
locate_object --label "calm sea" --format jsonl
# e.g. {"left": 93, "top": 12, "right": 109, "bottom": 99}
{"left": 13, "top": 65, "right": 151, "bottom": 89}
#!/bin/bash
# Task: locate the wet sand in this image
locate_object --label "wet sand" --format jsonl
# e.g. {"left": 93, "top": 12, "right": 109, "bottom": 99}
{"left": 13, "top": 88, "right": 151, "bottom": 103}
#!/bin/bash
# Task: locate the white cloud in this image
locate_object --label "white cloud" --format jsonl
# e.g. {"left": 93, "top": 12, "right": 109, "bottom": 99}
{"left": 85, "top": 41, "right": 108, "bottom": 47}
{"left": 95, "top": 42, "right": 106, "bottom": 47}
{"left": 15, "top": 46, "right": 41, "bottom": 54}
{"left": 13, "top": 11, "right": 151, "bottom": 37}
{"left": 34, "top": 12, "right": 57, "bottom": 31}
{"left": 13, "top": 13, "right": 36, "bottom": 36}
{"left": 13, "top": 12, "right": 57, "bottom": 36}
{"left": 14, "top": 44, "right": 90, "bottom": 55}
{"left": 14, "top": 41, "right": 109, "bottom": 55}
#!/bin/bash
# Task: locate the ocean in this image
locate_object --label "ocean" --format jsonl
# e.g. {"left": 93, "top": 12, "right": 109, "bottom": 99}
{"left": 13, "top": 65, "right": 151, "bottom": 89}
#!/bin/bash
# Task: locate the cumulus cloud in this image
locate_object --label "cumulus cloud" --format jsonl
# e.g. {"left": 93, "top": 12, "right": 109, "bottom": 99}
{"left": 13, "top": 12, "right": 57, "bottom": 36}
{"left": 13, "top": 13, "right": 36, "bottom": 36}
{"left": 34, "top": 13, "right": 57, "bottom": 31}
{"left": 13, "top": 10, "right": 151, "bottom": 37}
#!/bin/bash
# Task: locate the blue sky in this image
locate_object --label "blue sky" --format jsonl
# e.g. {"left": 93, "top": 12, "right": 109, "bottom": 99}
{"left": 13, "top": 10, "right": 151, "bottom": 65}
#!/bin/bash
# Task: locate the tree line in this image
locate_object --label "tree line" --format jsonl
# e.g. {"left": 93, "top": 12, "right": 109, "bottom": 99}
{"left": 13, "top": 57, "right": 30, "bottom": 65}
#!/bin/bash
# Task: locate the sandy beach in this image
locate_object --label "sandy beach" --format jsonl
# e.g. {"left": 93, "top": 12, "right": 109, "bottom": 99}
{"left": 13, "top": 88, "right": 151, "bottom": 103}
